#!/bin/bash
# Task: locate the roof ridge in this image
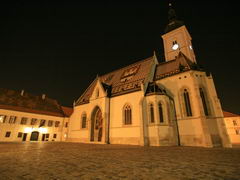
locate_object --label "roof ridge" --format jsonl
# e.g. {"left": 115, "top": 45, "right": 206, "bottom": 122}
{"left": 75, "top": 77, "right": 97, "bottom": 104}
{"left": 100, "top": 56, "right": 154, "bottom": 78}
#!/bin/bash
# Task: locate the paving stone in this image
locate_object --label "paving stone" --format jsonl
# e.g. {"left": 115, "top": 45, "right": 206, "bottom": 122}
{"left": 0, "top": 142, "right": 239, "bottom": 180}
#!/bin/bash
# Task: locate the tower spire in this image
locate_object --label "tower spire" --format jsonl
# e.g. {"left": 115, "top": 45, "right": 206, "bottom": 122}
{"left": 165, "top": 3, "right": 184, "bottom": 33}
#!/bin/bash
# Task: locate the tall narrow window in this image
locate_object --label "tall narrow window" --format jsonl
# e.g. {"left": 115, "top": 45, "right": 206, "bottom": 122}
{"left": 183, "top": 89, "right": 192, "bottom": 117}
{"left": 150, "top": 104, "right": 155, "bottom": 123}
{"left": 124, "top": 105, "right": 132, "bottom": 125}
{"left": 158, "top": 103, "right": 164, "bottom": 123}
{"left": 199, "top": 88, "right": 209, "bottom": 116}
{"left": 82, "top": 113, "right": 87, "bottom": 128}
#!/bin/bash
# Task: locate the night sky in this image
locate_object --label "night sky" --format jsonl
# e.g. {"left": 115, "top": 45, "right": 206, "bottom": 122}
{"left": 0, "top": 1, "right": 240, "bottom": 114}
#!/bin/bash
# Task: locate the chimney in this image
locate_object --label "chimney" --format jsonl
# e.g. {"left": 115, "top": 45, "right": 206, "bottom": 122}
{"left": 21, "top": 90, "right": 24, "bottom": 96}
{"left": 42, "top": 94, "right": 46, "bottom": 100}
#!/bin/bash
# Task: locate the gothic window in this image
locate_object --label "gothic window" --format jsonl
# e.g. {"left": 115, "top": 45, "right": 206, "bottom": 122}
{"left": 199, "top": 88, "right": 209, "bottom": 116}
{"left": 158, "top": 102, "right": 164, "bottom": 123}
{"left": 82, "top": 113, "right": 87, "bottom": 128}
{"left": 124, "top": 105, "right": 132, "bottom": 125}
{"left": 149, "top": 104, "right": 155, "bottom": 123}
{"left": 183, "top": 89, "right": 192, "bottom": 117}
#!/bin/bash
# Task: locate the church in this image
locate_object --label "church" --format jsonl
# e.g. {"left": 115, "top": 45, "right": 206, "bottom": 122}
{"left": 67, "top": 6, "right": 232, "bottom": 147}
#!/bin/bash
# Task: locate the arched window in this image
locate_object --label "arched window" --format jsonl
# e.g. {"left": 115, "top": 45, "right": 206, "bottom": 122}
{"left": 124, "top": 105, "right": 132, "bottom": 125}
{"left": 199, "top": 88, "right": 209, "bottom": 116}
{"left": 158, "top": 102, "right": 164, "bottom": 123}
{"left": 183, "top": 89, "right": 192, "bottom": 117}
{"left": 149, "top": 104, "right": 155, "bottom": 123}
{"left": 81, "top": 113, "right": 87, "bottom": 128}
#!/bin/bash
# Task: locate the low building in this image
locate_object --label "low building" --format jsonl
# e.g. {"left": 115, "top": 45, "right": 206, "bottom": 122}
{"left": 0, "top": 88, "right": 72, "bottom": 142}
{"left": 223, "top": 111, "right": 240, "bottom": 145}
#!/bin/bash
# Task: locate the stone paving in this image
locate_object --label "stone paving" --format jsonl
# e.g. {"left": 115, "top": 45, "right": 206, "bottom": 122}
{"left": 0, "top": 142, "right": 240, "bottom": 180}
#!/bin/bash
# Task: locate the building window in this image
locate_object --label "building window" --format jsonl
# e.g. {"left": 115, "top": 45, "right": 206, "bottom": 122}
{"left": 124, "top": 105, "right": 132, "bottom": 125}
{"left": 55, "top": 121, "right": 60, "bottom": 127}
{"left": 183, "top": 89, "right": 192, "bottom": 117}
{"left": 149, "top": 104, "right": 155, "bottom": 123}
{"left": 39, "top": 119, "right": 46, "bottom": 127}
{"left": 48, "top": 120, "right": 53, "bottom": 127}
{"left": 158, "top": 102, "right": 164, "bottom": 123}
{"left": 233, "top": 120, "right": 238, "bottom": 126}
{"left": 18, "top": 132, "right": 23, "bottom": 138}
{"left": 9, "top": 116, "right": 17, "bottom": 124}
{"left": 81, "top": 113, "right": 87, "bottom": 128}
{"left": 199, "top": 88, "right": 209, "bottom": 116}
{"left": 20, "top": 117, "right": 28, "bottom": 125}
{"left": 53, "top": 134, "right": 57, "bottom": 138}
{"left": 5, "top": 131, "right": 11, "bottom": 137}
{"left": 0, "top": 115, "right": 6, "bottom": 123}
{"left": 236, "top": 129, "right": 240, "bottom": 135}
{"left": 31, "top": 118, "right": 37, "bottom": 125}
{"left": 46, "top": 134, "right": 49, "bottom": 138}
{"left": 65, "top": 122, "right": 68, "bottom": 128}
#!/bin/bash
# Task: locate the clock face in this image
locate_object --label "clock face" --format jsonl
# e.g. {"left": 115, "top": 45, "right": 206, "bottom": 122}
{"left": 172, "top": 43, "right": 179, "bottom": 50}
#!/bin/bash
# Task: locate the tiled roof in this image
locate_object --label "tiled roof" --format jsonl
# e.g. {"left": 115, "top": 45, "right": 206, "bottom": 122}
{"left": 76, "top": 56, "right": 155, "bottom": 105}
{"left": 61, "top": 106, "right": 73, "bottom": 117}
{"left": 223, "top": 111, "right": 239, "bottom": 118}
{"left": 0, "top": 88, "right": 65, "bottom": 117}
{"left": 154, "top": 52, "right": 197, "bottom": 80}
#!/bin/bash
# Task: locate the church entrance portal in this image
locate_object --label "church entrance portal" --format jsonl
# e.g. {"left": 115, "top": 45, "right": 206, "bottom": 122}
{"left": 30, "top": 131, "right": 39, "bottom": 141}
{"left": 90, "top": 106, "right": 103, "bottom": 142}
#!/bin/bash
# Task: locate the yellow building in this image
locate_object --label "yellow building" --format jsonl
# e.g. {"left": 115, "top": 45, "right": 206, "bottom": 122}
{"left": 223, "top": 111, "right": 240, "bottom": 145}
{"left": 68, "top": 6, "right": 232, "bottom": 147}
{"left": 0, "top": 88, "right": 72, "bottom": 142}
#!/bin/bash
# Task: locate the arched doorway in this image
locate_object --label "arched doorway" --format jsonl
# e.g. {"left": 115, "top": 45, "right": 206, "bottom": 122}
{"left": 30, "top": 131, "right": 39, "bottom": 141}
{"left": 91, "top": 106, "right": 103, "bottom": 142}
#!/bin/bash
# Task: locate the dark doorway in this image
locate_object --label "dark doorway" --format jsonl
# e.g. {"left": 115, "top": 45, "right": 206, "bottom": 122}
{"left": 42, "top": 134, "right": 46, "bottom": 141}
{"left": 30, "top": 131, "right": 39, "bottom": 141}
{"left": 91, "top": 106, "right": 103, "bottom": 142}
{"left": 22, "top": 133, "right": 27, "bottom": 141}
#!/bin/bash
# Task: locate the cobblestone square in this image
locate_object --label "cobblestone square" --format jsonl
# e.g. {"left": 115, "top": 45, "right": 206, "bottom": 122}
{"left": 0, "top": 142, "right": 240, "bottom": 180}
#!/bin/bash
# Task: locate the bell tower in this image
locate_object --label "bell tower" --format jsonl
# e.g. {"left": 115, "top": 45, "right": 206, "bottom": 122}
{"left": 162, "top": 3, "right": 196, "bottom": 63}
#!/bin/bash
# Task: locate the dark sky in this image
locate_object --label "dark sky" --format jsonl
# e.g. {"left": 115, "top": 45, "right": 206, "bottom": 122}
{"left": 0, "top": 1, "right": 240, "bottom": 114}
